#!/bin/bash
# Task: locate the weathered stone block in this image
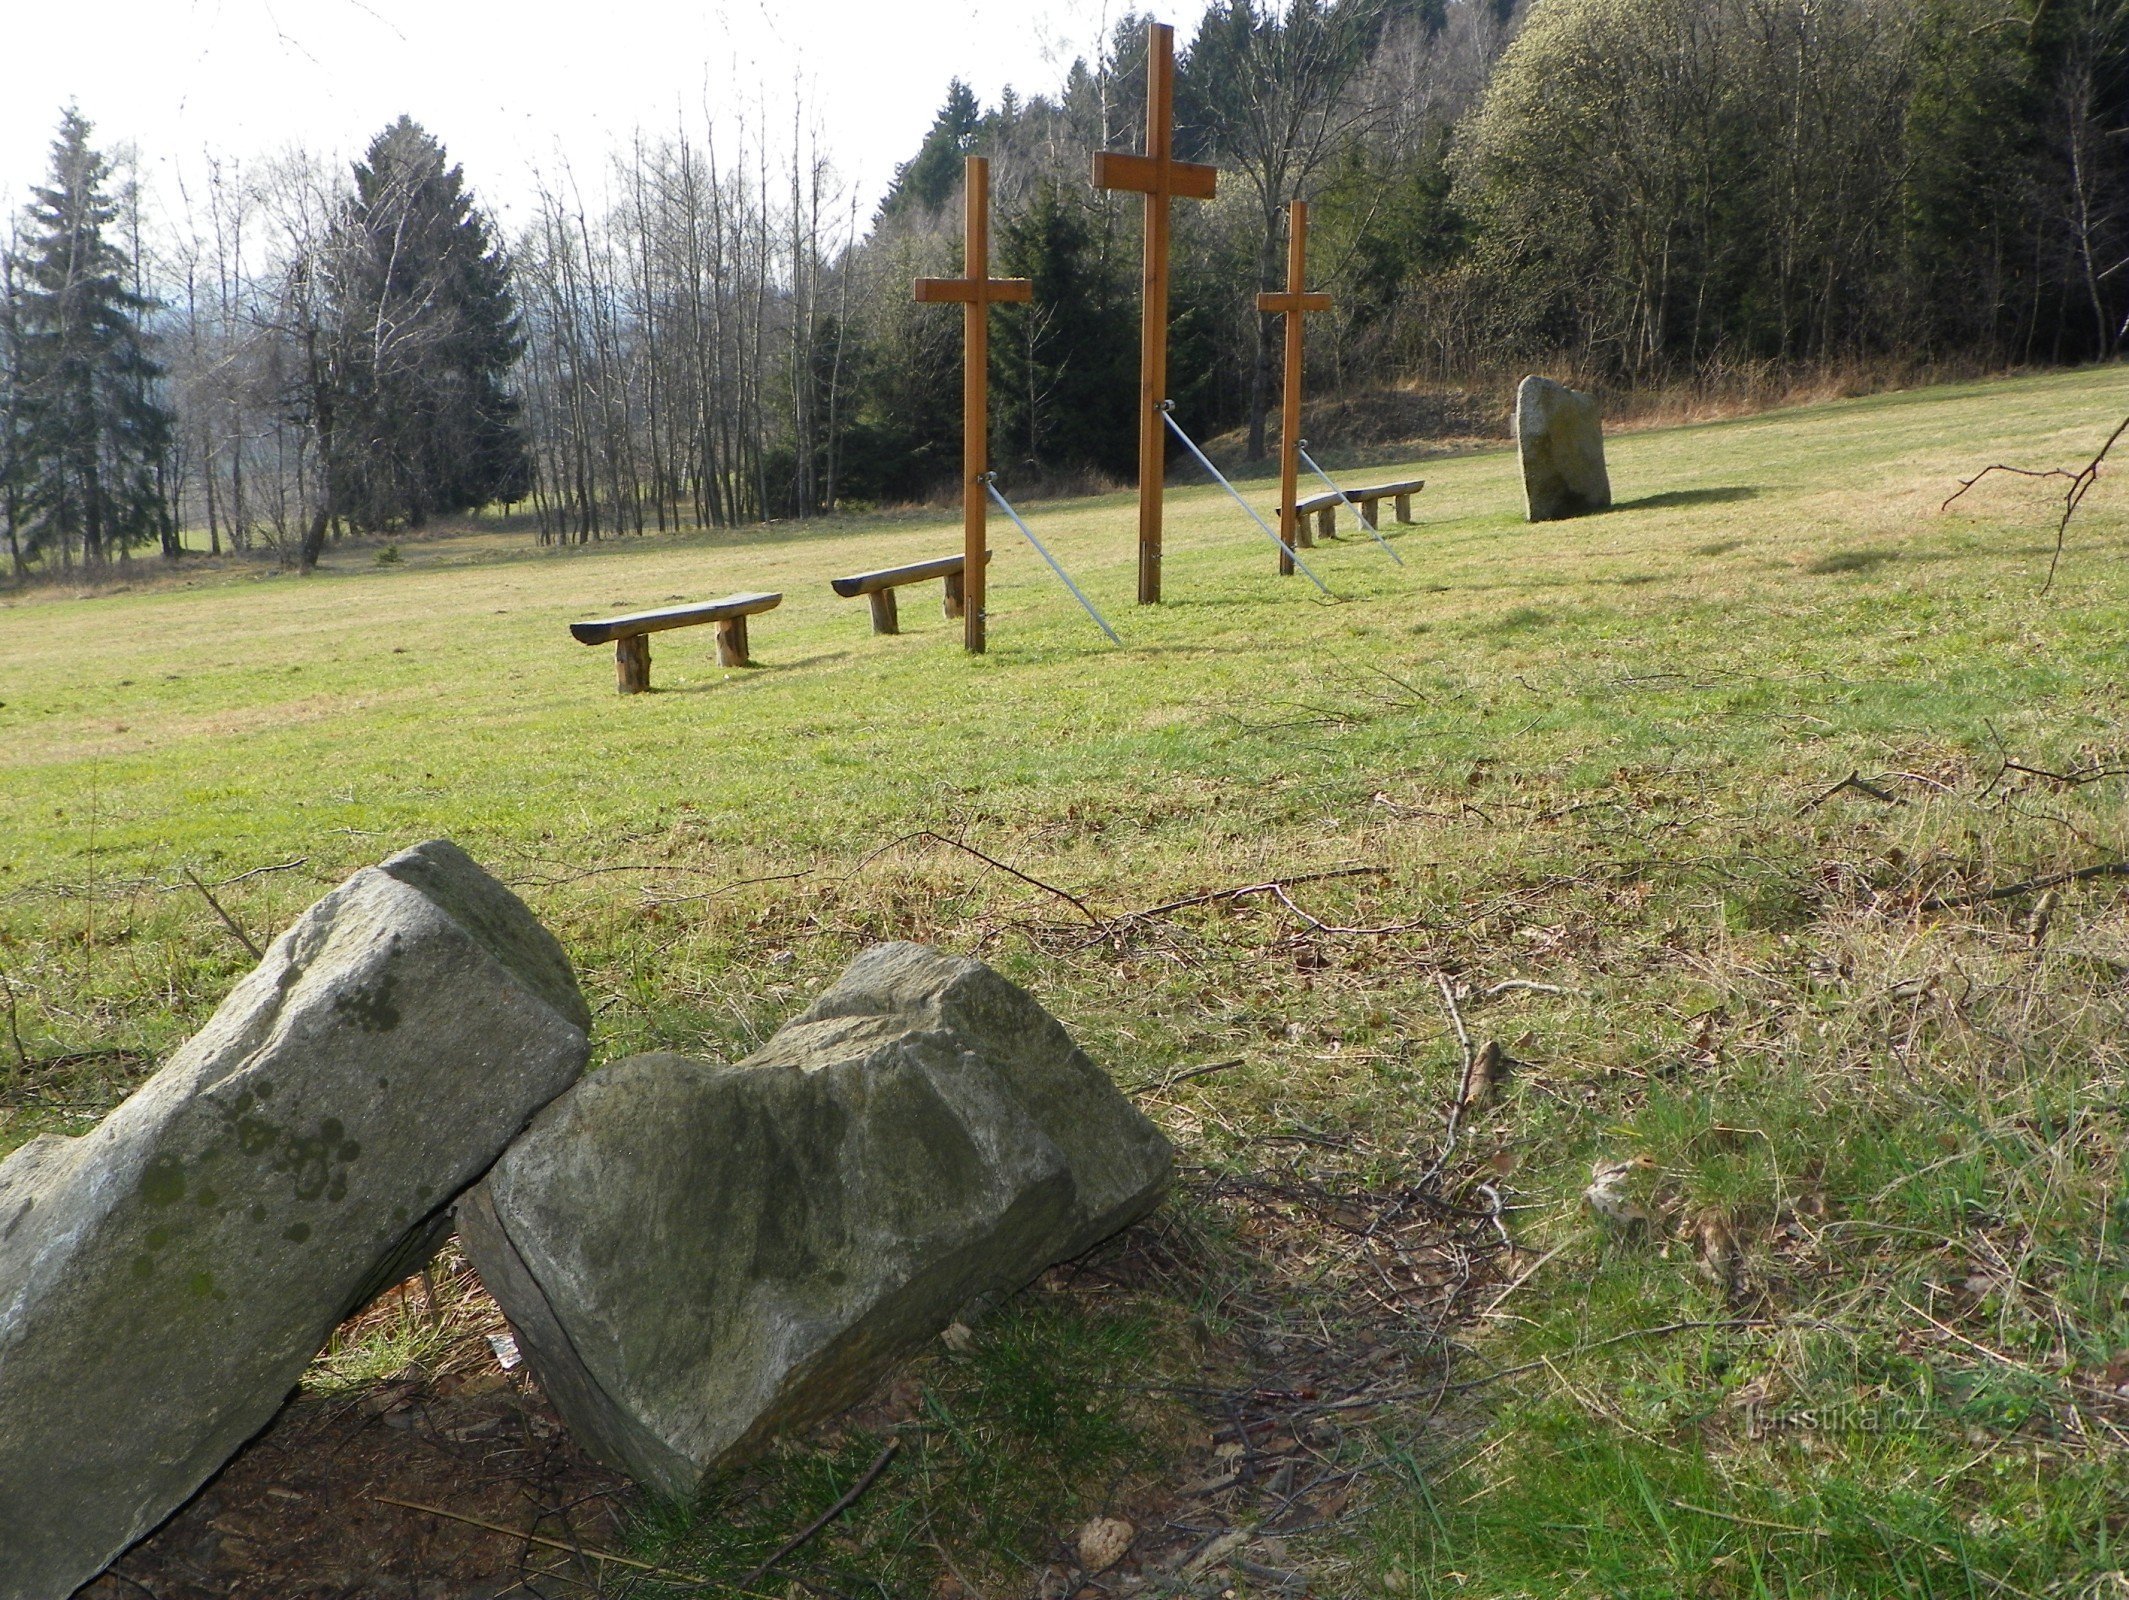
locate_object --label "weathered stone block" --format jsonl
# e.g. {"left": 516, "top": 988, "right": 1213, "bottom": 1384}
{"left": 1516, "top": 374, "right": 1611, "bottom": 520}
{"left": 460, "top": 942, "right": 1171, "bottom": 1498}
{"left": 0, "top": 841, "right": 590, "bottom": 1600}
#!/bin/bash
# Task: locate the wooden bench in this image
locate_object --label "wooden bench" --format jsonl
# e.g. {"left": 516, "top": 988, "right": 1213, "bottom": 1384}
{"left": 569, "top": 592, "right": 781, "bottom": 693}
{"left": 1287, "top": 478, "right": 1425, "bottom": 545}
{"left": 829, "top": 552, "right": 989, "bottom": 635}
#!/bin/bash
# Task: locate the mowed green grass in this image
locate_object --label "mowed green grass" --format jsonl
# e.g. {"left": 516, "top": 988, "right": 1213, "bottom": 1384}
{"left": 5, "top": 364, "right": 2129, "bottom": 1596}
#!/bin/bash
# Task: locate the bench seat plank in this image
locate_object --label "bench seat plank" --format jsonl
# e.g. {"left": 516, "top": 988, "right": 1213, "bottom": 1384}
{"left": 570, "top": 591, "right": 782, "bottom": 645}
{"left": 829, "top": 552, "right": 985, "bottom": 598}
{"left": 1292, "top": 477, "right": 1426, "bottom": 517}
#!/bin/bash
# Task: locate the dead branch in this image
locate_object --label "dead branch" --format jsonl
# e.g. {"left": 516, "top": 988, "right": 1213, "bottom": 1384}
{"left": 739, "top": 1438, "right": 900, "bottom": 1590}
{"left": 182, "top": 868, "right": 262, "bottom": 960}
{"left": 857, "top": 831, "right": 1102, "bottom": 926}
{"left": 1113, "top": 865, "right": 1388, "bottom": 925}
{"left": 1941, "top": 411, "right": 2129, "bottom": 593}
{"left": 1990, "top": 759, "right": 2129, "bottom": 791}
{"left": 1919, "top": 861, "right": 2129, "bottom": 911}
{"left": 213, "top": 856, "right": 309, "bottom": 887}
{"left": 369, "top": 1494, "right": 718, "bottom": 1587}
{"left": 1130, "top": 1058, "right": 1247, "bottom": 1096}
{"left": 1481, "top": 978, "right": 1587, "bottom": 999}
{"left": 1798, "top": 770, "right": 1904, "bottom": 815}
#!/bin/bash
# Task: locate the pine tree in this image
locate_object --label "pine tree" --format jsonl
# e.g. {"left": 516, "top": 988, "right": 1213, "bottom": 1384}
{"left": 10, "top": 108, "right": 171, "bottom": 570}
{"left": 320, "top": 117, "right": 528, "bottom": 545}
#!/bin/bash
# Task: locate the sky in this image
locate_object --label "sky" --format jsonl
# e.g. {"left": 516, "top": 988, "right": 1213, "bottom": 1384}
{"left": 0, "top": 0, "right": 1207, "bottom": 236}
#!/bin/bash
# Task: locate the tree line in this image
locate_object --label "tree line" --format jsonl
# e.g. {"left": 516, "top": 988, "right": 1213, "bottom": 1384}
{"left": 2, "top": 0, "right": 2125, "bottom": 572}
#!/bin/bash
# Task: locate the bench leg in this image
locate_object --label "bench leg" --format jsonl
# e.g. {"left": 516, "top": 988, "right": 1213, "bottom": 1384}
{"left": 942, "top": 571, "right": 964, "bottom": 619}
{"left": 1396, "top": 493, "right": 1413, "bottom": 523}
{"left": 868, "top": 589, "right": 900, "bottom": 635}
{"left": 715, "top": 616, "right": 751, "bottom": 667}
{"left": 1317, "top": 507, "right": 1337, "bottom": 544}
{"left": 616, "top": 634, "right": 651, "bottom": 694}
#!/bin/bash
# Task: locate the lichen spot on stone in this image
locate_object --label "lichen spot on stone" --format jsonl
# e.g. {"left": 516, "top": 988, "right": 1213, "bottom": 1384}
{"left": 333, "top": 972, "right": 402, "bottom": 1033}
{"left": 140, "top": 1156, "right": 186, "bottom": 1207}
{"left": 283, "top": 1223, "right": 311, "bottom": 1244}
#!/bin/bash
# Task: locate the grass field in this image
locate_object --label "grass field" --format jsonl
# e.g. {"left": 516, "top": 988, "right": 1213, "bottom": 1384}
{"left": 6, "top": 364, "right": 2129, "bottom": 1597}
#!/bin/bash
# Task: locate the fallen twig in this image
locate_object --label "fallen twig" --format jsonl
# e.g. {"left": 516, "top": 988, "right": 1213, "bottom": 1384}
{"left": 1942, "top": 411, "right": 2129, "bottom": 593}
{"left": 1110, "top": 865, "right": 1388, "bottom": 925}
{"left": 1414, "top": 972, "right": 1477, "bottom": 1195}
{"left": 368, "top": 1494, "right": 723, "bottom": 1587}
{"left": 1670, "top": 1500, "right": 1826, "bottom": 1538}
{"left": 1130, "top": 1058, "right": 1246, "bottom": 1096}
{"left": 1919, "top": 861, "right": 2129, "bottom": 911}
{"left": 1481, "top": 978, "right": 1586, "bottom": 1000}
{"left": 739, "top": 1438, "right": 901, "bottom": 1589}
{"left": 1798, "top": 770, "right": 1904, "bottom": 815}
{"left": 182, "top": 868, "right": 261, "bottom": 960}
{"left": 213, "top": 856, "right": 309, "bottom": 888}
{"left": 858, "top": 831, "right": 1101, "bottom": 925}
{"left": 1990, "top": 758, "right": 2129, "bottom": 791}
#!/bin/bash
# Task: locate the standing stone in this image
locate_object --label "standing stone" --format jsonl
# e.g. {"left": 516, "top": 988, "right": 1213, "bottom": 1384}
{"left": 0, "top": 841, "right": 590, "bottom": 1600}
{"left": 459, "top": 942, "right": 1171, "bottom": 1499}
{"left": 1515, "top": 375, "right": 1611, "bottom": 520}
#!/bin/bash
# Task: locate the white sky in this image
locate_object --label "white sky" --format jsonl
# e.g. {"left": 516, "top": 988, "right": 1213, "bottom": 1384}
{"left": 1, "top": 0, "right": 1206, "bottom": 236}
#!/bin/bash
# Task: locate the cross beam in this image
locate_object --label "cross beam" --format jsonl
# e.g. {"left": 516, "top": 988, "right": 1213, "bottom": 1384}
{"left": 1256, "top": 200, "right": 1332, "bottom": 577}
{"left": 914, "top": 155, "right": 1031, "bottom": 655}
{"left": 1094, "top": 20, "right": 1218, "bottom": 605}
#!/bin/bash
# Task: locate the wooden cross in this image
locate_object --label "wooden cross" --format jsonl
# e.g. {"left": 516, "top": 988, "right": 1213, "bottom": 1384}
{"left": 1094, "top": 20, "right": 1218, "bottom": 605}
{"left": 915, "top": 155, "right": 1030, "bottom": 655}
{"left": 1256, "top": 200, "right": 1332, "bottom": 577}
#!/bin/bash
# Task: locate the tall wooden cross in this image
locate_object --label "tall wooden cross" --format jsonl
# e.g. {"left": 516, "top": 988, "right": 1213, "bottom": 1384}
{"left": 1256, "top": 200, "right": 1332, "bottom": 577}
{"left": 1094, "top": 20, "right": 1217, "bottom": 605}
{"left": 915, "top": 156, "right": 1031, "bottom": 655}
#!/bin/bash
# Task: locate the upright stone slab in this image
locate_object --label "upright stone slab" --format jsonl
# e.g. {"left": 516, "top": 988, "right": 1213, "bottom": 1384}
{"left": 459, "top": 942, "right": 1172, "bottom": 1498}
{"left": 0, "top": 841, "right": 591, "bottom": 1600}
{"left": 1515, "top": 374, "right": 1611, "bottom": 520}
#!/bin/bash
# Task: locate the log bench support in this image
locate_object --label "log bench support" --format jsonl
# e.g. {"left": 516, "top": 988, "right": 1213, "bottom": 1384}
{"left": 569, "top": 591, "right": 783, "bottom": 694}
{"left": 1290, "top": 479, "right": 1426, "bottom": 544}
{"left": 832, "top": 552, "right": 989, "bottom": 637}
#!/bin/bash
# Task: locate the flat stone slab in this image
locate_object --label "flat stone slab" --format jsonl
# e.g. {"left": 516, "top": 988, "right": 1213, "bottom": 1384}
{"left": 0, "top": 841, "right": 591, "bottom": 1600}
{"left": 1516, "top": 374, "right": 1611, "bottom": 520}
{"left": 460, "top": 942, "right": 1172, "bottom": 1498}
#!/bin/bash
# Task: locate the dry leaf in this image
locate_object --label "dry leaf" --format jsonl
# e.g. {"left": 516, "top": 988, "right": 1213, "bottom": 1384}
{"left": 1076, "top": 1516, "right": 1134, "bottom": 1572}
{"left": 1461, "top": 1039, "right": 1510, "bottom": 1110}
{"left": 1696, "top": 1210, "right": 1741, "bottom": 1292}
{"left": 940, "top": 1321, "right": 975, "bottom": 1353}
{"left": 1584, "top": 1154, "right": 1658, "bottom": 1226}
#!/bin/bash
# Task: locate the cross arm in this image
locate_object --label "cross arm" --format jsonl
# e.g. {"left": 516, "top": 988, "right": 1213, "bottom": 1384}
{"left": 915, "top": 277, "right": 1035, "bottom": 305}
{"left": 1092, "top": 150, "right": 1218, "bottom": 201}
{"left": 1257, "top": 291, "right": 1333, "bottom": 314}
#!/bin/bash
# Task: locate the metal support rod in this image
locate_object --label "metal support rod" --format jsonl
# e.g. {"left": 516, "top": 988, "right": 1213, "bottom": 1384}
{"left": 982, "top": 476, "right": 1123, "bottom": 645}
{"left": 1159, "top": 403, "right": 1333, "bottom": 597}
{"left": 1298, "top": 440, "right": 1404, "bottom": 566}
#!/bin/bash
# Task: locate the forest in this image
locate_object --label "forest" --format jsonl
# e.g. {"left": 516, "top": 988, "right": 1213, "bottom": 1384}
{"left": 1, "top": 0, "right": 2125, "bottom": 569}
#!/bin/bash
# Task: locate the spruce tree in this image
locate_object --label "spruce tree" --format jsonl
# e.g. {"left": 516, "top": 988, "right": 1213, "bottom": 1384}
{"left": 877, "top": 82, "right": 985, "bottom": 222}
{"left": 322, "top": 117, "right": 528, "bottom": 542}
{"left": 10, "top": 109, "right": 171, "bottom": 569}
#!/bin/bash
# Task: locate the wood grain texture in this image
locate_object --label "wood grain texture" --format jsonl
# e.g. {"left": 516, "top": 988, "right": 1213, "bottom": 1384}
{"left": 911, "top": 158, "right": 1026, "bottom": 654}
{"left": 570, "top": 592, "right": 782, "bottom": 645}
{"left": 1094, "top": 21, "right": 1218, "bottom": 606}
{"left": 828, "top": 552, "right": 983, "bottom": 598}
